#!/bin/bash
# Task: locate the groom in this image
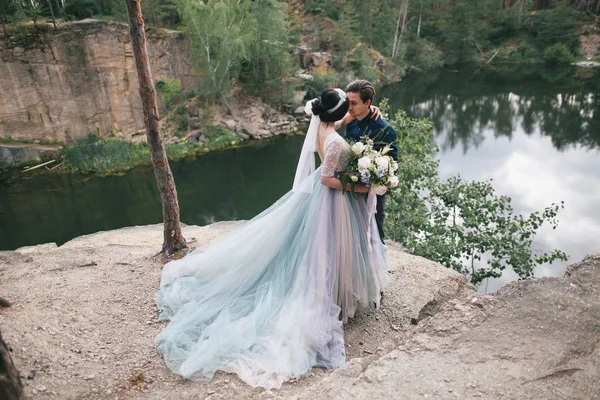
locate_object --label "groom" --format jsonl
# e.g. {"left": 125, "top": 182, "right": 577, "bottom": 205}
{"left": 338, "top": 79, "right": 398, "bottom": 243}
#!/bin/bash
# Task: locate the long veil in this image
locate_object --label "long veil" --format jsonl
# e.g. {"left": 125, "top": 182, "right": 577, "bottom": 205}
{"left": 291, "top": 99, "right": 320, "bottom": 193}
{"left": 292, "top": 88, "right": 347, "bottom": 194}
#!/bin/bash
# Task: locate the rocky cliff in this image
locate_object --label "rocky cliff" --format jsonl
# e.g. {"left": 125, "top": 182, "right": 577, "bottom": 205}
{"left": 0, "top": 20, "right": 197, "bottom": 144}
{"left": 0, "top": 222, "right": 598, "bottom": 399}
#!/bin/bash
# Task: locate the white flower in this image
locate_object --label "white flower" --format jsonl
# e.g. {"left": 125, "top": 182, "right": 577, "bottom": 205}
{"left": 389, "top": 176, "right": 399, "bottom": 188}
{"left": 390, "top": 160, "right": 399, "bottom": 172}
{"left": 351, "top": 142, "right": 365, "bottom": 155}
{"left": 381, "top": 145, "right": 391, "bottom": 155}
{"left": 357, "top": 156, "right": 371, "bottom": 170}
{"left": 365, "top": 147, "right": 376, "bottom": 157}
{"left": 375, "top": 156, "right": 389, "bottom": 170}
{"left": 373, "top": 185, "right": 388, "bottom": 196}
{"left": 360, "top": 172, "right": 370, "bottom": 184}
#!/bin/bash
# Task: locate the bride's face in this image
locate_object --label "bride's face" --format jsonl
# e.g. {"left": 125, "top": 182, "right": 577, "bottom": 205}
{"left": 347, "top": 92, "right": 370, "bottom": 119}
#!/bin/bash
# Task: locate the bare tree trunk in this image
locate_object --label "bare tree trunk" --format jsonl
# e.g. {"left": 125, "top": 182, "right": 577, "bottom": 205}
{"left": 519, "top": 0, "right": 526, "bottom": 23}
{"left": 125, "top": 0, "right": 187, "bottom": 257}
{"left": 46, "top": 0, "right": 57, "bottom": 30}
{"left": 221, "top": 95, "right": 233, "bottom": 115}
{"left": 0, "top": 7, "right": 7, "bottom": 39}
{"left": 392, "top": 4, "right": 403, "bottom": 58}
{"left": 396, "top": 0, "right": 410, "bottom": 60}
{"left": 0, "top": 329, "right": 24, "bottom": 400}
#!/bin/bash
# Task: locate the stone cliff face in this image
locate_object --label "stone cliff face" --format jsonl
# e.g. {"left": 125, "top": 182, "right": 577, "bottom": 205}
{"left": 0, "top": 20, "right": 198, "bottom": 144}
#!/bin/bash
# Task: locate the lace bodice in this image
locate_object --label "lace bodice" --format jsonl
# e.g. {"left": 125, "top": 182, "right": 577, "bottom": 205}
{"left": 321, "top": 134, "right": 351, "bottom": 178}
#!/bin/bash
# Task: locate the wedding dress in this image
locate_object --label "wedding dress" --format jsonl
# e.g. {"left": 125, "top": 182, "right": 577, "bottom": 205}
{"left": 155, "top": 101, "right": 390, "bottom": 390}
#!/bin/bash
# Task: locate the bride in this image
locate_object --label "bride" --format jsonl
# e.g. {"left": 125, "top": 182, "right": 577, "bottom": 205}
{"left": 155, "top": 88, "right": 390, "bottom": 389}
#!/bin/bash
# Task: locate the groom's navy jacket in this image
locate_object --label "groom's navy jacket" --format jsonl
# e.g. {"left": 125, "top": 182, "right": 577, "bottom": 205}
{"left": 344, "top": 109, "right": 398, "bottom": 242}
{"left": 344, "top": 110, "right": 399, "bottom": 160}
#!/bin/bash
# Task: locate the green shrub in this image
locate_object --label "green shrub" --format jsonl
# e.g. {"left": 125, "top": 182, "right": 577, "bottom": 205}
{"left": 528, "top": 5, "right": 581, "bottom": 54}
{"left": 59, "top": 128, "right": 244, "bottom": 176}
{"left": 384, "top": 106, "right": 568, "bottom": 285}
{"left": 60, "top": 135, "right": 149, "bottom": 175}
{"left": 403, "top": 38, "right": 444, "bottom": 71}
{"left": 543, "top": 43, "right": 574, "bottom": 66}
{"left": 303, "top": 71, "right": 339, "bottom": 100}
{"left": 155, "top": 78, "right": 183, "bottom": 110}
{"left": 508, "top": 43, "right": 541, "bottom": 63}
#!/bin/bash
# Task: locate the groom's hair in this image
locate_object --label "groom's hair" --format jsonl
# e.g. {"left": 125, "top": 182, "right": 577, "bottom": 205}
{"left": 345, "top": 80, "right": 375, "bottom": 105}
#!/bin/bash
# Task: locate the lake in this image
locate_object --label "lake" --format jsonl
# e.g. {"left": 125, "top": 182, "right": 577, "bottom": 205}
{"left": 1, "top": 66, "right": 598, "bottom": 291}
{"left": 381, "top": 66, "right": 600, "bottom": 291}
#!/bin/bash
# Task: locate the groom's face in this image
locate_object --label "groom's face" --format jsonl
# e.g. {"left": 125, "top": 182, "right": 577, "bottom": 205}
{"left": 347, "top": 92, "right": 371, "bottom": 119}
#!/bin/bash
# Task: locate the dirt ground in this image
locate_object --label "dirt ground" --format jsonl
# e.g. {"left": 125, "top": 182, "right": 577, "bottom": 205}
{"left": 0, "top": 222, "right": 469, "bottom": 399}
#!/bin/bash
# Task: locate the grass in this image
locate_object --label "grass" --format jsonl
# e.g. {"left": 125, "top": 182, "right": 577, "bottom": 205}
{"left": 58, "top": 128, "right": 244, "bottom": 176}
{"left": 0, "top": 137, "right": 62, "bottom": 146}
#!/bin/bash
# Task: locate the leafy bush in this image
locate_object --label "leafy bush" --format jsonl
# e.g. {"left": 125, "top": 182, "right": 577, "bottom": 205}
{"left": 384, "top": 108, "right": 568, "bottom": 285}
{"left": 543, "top": 43, "right": 574, "bottom": 66}
{"left": 63, "top": 0, "right": 98, "bottom": 20}
{"left": 60, "top": 135, "right": 149, "bottom": 175}
{"left": 527, "top": 5, "right": 581, "bottom": 54}
{"left": 346, "top": 45, "right": 381, "bottom": 85}
{"left": 508, "top": 43, "right": 541, "bottom": 63}
{"left": 303, "top": 71, "right": 339, "bottom": 101}
{"left": 59, "top": 128, "right": 244, "bottom": 176}
{"left": 155, "top": 78, "right": 183, "bottom": 110}
{"left": 304, "top": 0, "right": 342, "bottom": 20}
{"left": 403, "top": 38, "right": 444, "bottom": 71}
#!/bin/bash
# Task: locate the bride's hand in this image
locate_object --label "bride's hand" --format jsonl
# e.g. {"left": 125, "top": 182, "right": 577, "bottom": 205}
{"left": 352, "top": 184, "right": 370, "bottom": 194}
{"left": 370, "top": 105, "right": 382, "bottom": 120}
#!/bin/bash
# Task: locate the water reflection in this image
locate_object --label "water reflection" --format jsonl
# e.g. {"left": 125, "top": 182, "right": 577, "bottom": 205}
{"left": 381, "top": 66, "right": 600, "bottom": 153}
{"left": 0, "top": 136, "right": 304, "bottom": 250}
{"left": 382, "top": 66, "right": 600, "bottom": 292}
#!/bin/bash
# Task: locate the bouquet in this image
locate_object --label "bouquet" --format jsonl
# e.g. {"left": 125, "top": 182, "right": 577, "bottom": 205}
{"left": 339, "top": 136, "right": 399, "bottom": 195}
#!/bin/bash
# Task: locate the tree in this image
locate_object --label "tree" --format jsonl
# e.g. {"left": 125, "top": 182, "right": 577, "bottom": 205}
{"left": 392, "top": 0, "right": 409, "bottom": 59}
{"left": 408, "top": 175, "right": 567, "bottom": 285}
{"left": 143, "top": 0, "right": 179, "bottom": 28}
{"left": 177, "top": 0, "right": 253, "bottom": 108}
{"left": 237, "top": 0, "right": 293, "bottom": 104}
{"left": 124, "top": 0, "right": 187, "bottom": 256}
{"left": 384, "top": 108, "right": 568, "bottom": 286}
{"left": 46, "top": 0, "right": 57, "bottom": 30}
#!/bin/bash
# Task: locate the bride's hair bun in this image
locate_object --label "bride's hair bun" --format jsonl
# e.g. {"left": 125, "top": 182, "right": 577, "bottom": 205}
{"left": 310, "top": 89, "right": 349, "bottom": 122}
{"left": 310, "top": 98, "right": 327, "bottom": 116}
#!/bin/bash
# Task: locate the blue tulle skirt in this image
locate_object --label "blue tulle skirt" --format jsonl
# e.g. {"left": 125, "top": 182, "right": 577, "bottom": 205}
{"left": 155, "top": 168, "right": 389, "bottom": 389}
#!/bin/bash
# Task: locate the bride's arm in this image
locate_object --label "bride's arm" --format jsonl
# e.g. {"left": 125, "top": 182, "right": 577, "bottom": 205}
{"left": 321, "top": 176, "right": 369, "bottom": 193}
{"left": 334, "top": 113, "right": 354, "bottom": 129}
{"left": 320, "top": 137, "right": 369, "bottom": 193}
{"left": 334, "top": 106, "right": 381, "bottom": 129}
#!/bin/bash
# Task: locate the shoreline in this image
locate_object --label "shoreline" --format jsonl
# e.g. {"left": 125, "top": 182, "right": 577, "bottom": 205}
{"left": 0, "top": 129, "right": 305, "bottom": 178}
